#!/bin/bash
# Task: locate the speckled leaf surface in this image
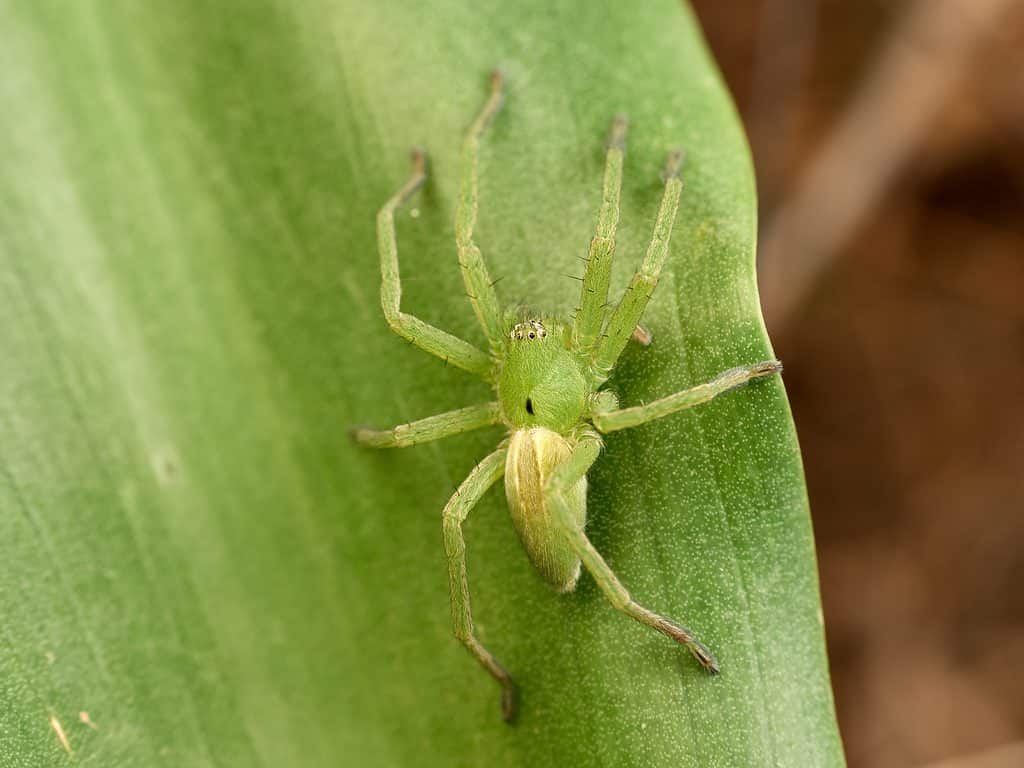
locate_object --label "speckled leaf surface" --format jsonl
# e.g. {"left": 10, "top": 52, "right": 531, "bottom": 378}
{"left": 0, "top": 1, "right": 844, "bottom": 765}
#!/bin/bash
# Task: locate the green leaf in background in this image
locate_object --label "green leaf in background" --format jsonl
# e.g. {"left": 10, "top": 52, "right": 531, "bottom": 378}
{"left": 0, "top": 0, "right": 845, "bottom": 765}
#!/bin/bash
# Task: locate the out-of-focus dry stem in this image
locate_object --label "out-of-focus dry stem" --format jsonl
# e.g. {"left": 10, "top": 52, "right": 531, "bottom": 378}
{"left": 759, "top": 0, "right": 1018, "bottom": 333}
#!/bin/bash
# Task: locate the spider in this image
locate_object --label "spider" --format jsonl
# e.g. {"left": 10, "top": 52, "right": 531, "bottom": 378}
{"left": 352, "top": 71, "right": 782, "bottom": 722}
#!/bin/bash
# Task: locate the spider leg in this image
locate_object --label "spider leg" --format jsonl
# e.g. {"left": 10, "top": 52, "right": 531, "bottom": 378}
{"left": 630, "top": 323, "right": 653, "bottom": 347}
{"left": 545, "top": 433, "right": 719, "bottom": 673}
{"left": 442, "top": 447, "right": 518, "bottom": 722}
{"left": 592, "top": 360, "right": 782, "bottom": 433}
{"left": 456, "top": 71, "right": 506, "bottom": 349}
{"left": 351, "top": 402, "right": 502, "bottom": 448}
{"left": 572, "top": 115, "right": 627, "bottom": 357}
{"left": 591, "top": 150, "right": 685, "bottom": 381}
{"left": 376, "top": 150, "right": 492, "bottom": 378}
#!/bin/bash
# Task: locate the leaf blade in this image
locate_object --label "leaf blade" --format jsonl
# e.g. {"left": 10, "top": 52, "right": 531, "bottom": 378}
{"left": 0, "top": 0, "right": 844, "bottom": 765}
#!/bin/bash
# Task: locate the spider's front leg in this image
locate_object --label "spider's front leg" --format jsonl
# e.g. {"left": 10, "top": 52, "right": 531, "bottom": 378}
{"left": 442, "top": 447, "right": 518, "bottom": 721}
{"left": 545, "top": 434, "right": 720, "bottom": 673}
{"left": 376, "top": 150, "right": 492, "bottom": 378}
{"left": 456, "top": 70, "right": 506, "bottom": 349}
{"left": 572, "top": 115, "right": 627, "bottom": 355}
{"left": 592, "top": 149, "right": 685, "bottom": 381}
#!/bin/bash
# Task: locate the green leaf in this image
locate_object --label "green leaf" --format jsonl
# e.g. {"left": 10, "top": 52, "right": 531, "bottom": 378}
{"left": 0, "top": 0, "right": 845, "bottom": 765}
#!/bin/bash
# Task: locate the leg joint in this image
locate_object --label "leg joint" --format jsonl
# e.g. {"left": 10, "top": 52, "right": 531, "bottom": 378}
{"left": 382, "top": 305, "right": 404, "bottom": 328}
{"left": 442, "top": 512, "right": 464, "bottom": 534}
{"left": 609, "top": 591, "right": 633, "bottom": 612}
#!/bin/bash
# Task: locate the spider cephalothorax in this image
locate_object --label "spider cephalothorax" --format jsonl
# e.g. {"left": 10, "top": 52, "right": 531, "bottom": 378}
{"left": 353, "top": 71, "right": 781, "bottom": 722}
{"left": 498, "top": 319, "right": 587, "bottom": 433}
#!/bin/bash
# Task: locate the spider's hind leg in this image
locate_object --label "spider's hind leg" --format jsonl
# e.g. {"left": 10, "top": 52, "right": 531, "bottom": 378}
{"left": 545, "top": 435, "right": 720, "bottom": 674}
{"left": 442, "top": 447, "right": 518, "bottom": 722}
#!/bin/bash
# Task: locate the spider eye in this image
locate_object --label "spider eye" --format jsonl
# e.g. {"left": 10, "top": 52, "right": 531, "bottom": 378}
{"left": 510, "top": 320, "right": 548, "bottom": 342}
{"left": 525, "top": 398, "right": 534, "bottom": 415}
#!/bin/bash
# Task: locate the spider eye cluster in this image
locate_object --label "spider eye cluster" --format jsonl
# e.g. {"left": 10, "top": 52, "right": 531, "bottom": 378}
{"left": 510, "top": 320, "right": 547, "bottom": 342}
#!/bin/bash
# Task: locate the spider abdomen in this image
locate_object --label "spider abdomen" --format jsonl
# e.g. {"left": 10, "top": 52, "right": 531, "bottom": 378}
{"left": 505, "top": 427, "right": 586, "bottom": 593}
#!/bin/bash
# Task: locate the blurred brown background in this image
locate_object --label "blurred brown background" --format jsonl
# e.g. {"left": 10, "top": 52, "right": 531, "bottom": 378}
{"left": 689, "top": 1, "right": 1024, "bottom": 766}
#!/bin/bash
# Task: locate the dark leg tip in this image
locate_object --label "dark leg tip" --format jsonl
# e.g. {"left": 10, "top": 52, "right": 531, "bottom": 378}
{"left": 661, "top": 148, "right": 686, "bottom": 180}
{"left": 489, "top": 68, "right": 505, "bottom": 93}
{"left": 685, "top": 638, "right": 720, "bottom": 675}
{"left": 608, "top": 114, "right": 629, "bottom": 151}
{"left": 756, "top": 359, "right": 783, "bottom": 376}
{"left": 409, "top": 147, "right": 427, "bottom": 176}
{"left": 500, "top": 682, "right": 519, "bottom": 724}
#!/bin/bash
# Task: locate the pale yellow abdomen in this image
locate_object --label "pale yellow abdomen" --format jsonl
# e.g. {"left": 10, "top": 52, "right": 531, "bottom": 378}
{"left": 504, "top": 428, "right": 587, "bottom": 592}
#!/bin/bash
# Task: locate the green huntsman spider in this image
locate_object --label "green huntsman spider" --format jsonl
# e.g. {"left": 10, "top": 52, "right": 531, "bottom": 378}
{"left": 352, "top": 71, "right": 782, "bottom": 722}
